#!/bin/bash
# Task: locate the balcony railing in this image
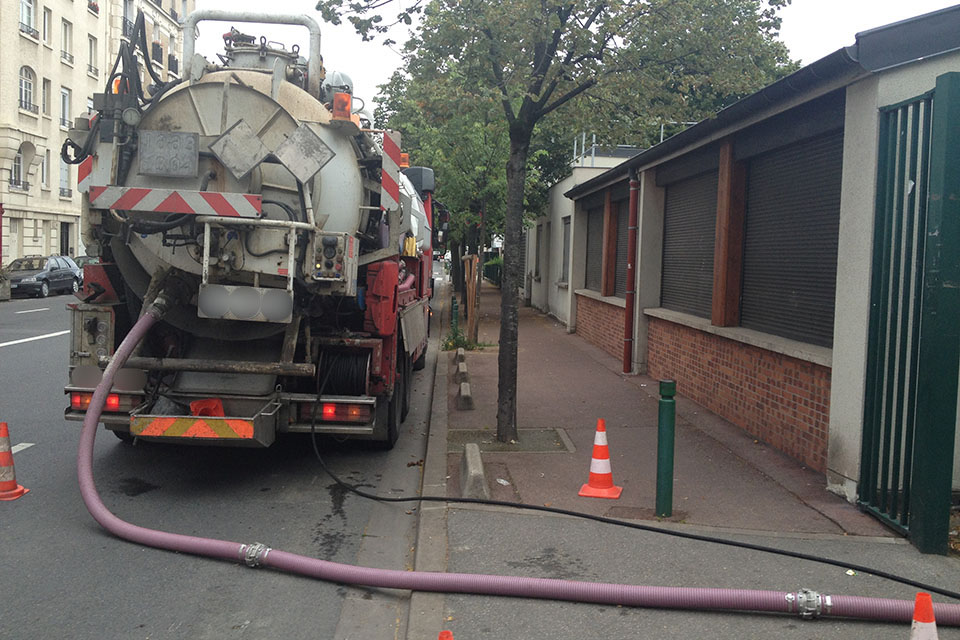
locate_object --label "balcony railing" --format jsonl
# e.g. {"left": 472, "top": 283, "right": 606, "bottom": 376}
{"left": 60, "top": 117, "right": 72, "bottom": 129}
{"left": 87, "top": 64, "right": 99, "bottom": 77}
{"left": 60, "top": 187, "right": 73, "bottom": 198}
{"left": 19, "top": 99, "right": 39, "bottom": 114}
{"left": 169, "top": 7, "right": 178, "bottom": 21}
{"left": 151, "top": 42, "right": 163, "bottom": 60}
{"left": 61, "top": 50, "right": 74, "bottom": 64}
{"left": 8, "top": 179, "right": 30, "bottom": 191}
{"left": 19, "top": 22, "right": 39, "bottom": 39}
{"left": 122, "top": 18, "right": 135, "bottom": 40}
{"left": 168, "top": 54, "right": 179, "bottom": 75}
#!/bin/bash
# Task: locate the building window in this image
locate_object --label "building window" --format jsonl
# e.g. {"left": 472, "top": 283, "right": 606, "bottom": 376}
{"left": 60, "top": 87, "right": 71, "bottom": 129}
{"left": 12, "top": 151, "right": 25, "bottom": 188}
{"left": 61, "top": 19, "right": 73, "bottom": 64}
{"left": 660, "top": 170, "right": 718, "bottom": 319}
{"left": 10, "top": 219, "right": 19, "bottom": 235}
{"left": 42, "top": 7, "right": 51, "bottom": 43}
{"left": 87, "top": 36, "right": 98, "bottom": 76}
{"left": 561, "top": 216, "right": 571, "bottom": 284}
{"left": 19, "top": 66, "right": 37, "bottom": 112}
{"left": 613, "top": 200, "right": 629, "bottom": 298}
{"left": 740, "top": 132, "right": 843, "bottom": 347}
{"left": 20, "top": 0, "right": 35, "bottom": 29}
{"left": 42, "top": 78, "right": 50, "bottom": 115}
{"left": 60, "top": 156, "right": 71, "bottom": 195}
{"left": 41, "top": 149, "right": 50, "bottom": 188}
{"left": 585, "top": 207, "right": 604, "bottom": 292}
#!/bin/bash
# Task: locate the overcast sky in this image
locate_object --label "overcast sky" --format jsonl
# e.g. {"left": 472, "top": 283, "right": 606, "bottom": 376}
{"left": 192, "top": 0, "right": 960, "bottom": 112}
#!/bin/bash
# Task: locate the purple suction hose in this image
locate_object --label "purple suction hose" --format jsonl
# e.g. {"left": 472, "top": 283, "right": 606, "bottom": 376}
{"left": 77, "top": 302, "right": 960, "bottom": 626}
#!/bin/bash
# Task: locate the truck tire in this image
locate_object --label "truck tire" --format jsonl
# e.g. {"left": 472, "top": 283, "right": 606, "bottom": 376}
{"left": 412, "top": 346, "right": 426, "bottom": 371}
{"left": 401, "top": 350, "right": 411, "bottom": 421}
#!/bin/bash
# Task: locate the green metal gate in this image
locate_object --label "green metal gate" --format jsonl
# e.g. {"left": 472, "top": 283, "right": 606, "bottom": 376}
{"left": 860, "top": 73, "right": 960, "bottom": 554}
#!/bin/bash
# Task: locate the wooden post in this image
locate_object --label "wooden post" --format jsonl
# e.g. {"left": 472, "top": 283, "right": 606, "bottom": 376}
{"left": 463, "top": 255, "right": 478, "bottom": 342}
{"left": 712, "top": 139, "right": 746, "bottom": 327}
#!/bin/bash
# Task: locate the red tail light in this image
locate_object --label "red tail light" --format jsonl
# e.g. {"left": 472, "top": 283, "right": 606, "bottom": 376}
{"left": 299, "top": 402, "right": 373, "bottom": 423}
{"left": 70, "top": 391, "right": 139, "bottom": 412}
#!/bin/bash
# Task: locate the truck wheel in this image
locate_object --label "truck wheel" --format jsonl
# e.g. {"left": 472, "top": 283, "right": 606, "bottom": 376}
{"left": 412, "top": 347, "right": 426, "bottom": 371}
{"left": 372, "top": 353, "right": 404, "bottom": 450}
{"left": 401, "top": 350, "right": 412, "bottom": 421}
{"left": 112, "top": 429, "right": 134, "bottom": 443}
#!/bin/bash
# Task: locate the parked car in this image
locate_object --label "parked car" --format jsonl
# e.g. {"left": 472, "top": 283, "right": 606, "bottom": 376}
{"left": 7, "top": 255, "right": 83, "bottom": 298}
{"left": 74, "top": 255, "right": 99, "bottom": 268}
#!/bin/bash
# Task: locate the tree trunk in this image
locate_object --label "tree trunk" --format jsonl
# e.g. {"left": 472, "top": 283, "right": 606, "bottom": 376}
{"left": 473, "top": 199, "right": 485, "bottom": 343}
{"left": 451, "top": 240, "right": 465, "bottom": 298}
{"left": 496, "top": 132, "right": 530, "bottom": 443}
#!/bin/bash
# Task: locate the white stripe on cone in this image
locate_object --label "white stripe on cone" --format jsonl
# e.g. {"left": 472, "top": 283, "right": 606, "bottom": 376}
{"left": 593, "top": 431, "right": 608, "bottom": 446}
{"left": 910, "top": 620, "right": 939, "bottom": 639}
{"left": 590, "top": 458, "right": 612, "bottom": 474}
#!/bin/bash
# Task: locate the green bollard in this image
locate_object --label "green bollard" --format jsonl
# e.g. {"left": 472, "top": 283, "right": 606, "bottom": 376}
{"left": 656, "top": 379, "right": 676, "bottom": 518}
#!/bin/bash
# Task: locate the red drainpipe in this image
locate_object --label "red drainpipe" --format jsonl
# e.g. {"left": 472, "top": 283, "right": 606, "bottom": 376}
{"left": 623, "top": 172, "right": 639, "bottom": 374}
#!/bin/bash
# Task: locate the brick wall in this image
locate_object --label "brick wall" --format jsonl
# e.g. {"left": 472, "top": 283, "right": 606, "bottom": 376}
{"left": 575, "top": 294, "right": 625, "bottom": 359}
{"left": 647, "top": 316, "right": 831, "bottom": 472}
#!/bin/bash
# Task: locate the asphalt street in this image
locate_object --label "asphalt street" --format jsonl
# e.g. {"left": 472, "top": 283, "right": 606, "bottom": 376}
{"left": 0, "top": 293, "right": 436, "bottom": 640}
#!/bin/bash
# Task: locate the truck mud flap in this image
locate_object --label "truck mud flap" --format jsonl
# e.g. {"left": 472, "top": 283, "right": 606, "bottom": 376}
{"left": 129, "top": 401, "right": 280, "bottom": 447}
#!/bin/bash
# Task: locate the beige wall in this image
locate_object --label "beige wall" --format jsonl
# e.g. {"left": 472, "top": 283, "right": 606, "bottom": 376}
{"left": 828, "top": 50, "right": 960, "bottom": 499}
{"left": 529, "top": 158, "right": 626, "bottom": 327}
{"left": 1, "top": 0, "right": 111, "bottom": 263}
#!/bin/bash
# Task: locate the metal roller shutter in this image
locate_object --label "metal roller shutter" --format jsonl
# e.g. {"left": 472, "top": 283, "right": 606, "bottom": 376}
{"left": 585, "top": 207, "right": 604, "bottom": 291}
{"left": 741, "top": 131, "right": 843, "bottom": 347}
{"left": 614, "top": 200, "right": 629, "bottom": 297}
{"left": 661, "top": 171, "right": 718, "bottom": 318}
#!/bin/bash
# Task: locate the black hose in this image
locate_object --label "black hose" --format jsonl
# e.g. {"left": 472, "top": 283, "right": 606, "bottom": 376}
{"left": 309, "top": 432, "right": 960, "bottom": 602}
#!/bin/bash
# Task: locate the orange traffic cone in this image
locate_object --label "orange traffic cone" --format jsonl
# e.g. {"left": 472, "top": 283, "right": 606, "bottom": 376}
{"left": 910, "top": 592, "right": 938, "bottom": 639}
{"left": 0, "top": 422, "right": 29, "bottom": 501}
{"left": 438, "top": 632, "right": 453, "bottom": 640}
{"left": 578, "top": 418, "right": 622, "bottom": 499}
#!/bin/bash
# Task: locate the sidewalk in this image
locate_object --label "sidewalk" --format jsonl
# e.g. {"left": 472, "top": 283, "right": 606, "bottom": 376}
{"left": 446, "top": 280, "right": 887, "bottom": 535}
{"left": 407, "top": 276, "right": 960, "bottom": 640}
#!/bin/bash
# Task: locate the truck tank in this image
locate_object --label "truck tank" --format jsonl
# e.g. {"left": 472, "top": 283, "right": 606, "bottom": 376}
{"left": 63, "top": 10, "right": 434, "bottom": 448}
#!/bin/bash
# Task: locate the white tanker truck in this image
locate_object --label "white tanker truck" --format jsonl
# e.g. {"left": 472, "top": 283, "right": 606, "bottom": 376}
{"left": 62, "top": 11, "right": 436, "bottom": 449}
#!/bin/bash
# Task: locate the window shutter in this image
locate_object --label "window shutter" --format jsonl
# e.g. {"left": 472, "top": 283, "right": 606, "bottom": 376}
{"left": 740, "top": 131, "right": 843, "bottom": 347}
{"left": 661, "top": 171, "right": 718, "bottom": 318}
{"left": 585, "top": 207, "right": 604, "bottom": 291}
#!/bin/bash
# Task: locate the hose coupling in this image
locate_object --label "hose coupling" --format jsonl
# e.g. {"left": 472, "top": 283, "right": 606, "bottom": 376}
{"left": 786, "top": 589, "right": 831, "bottom": 619}
{"left": 241, "top": 542, "right": 271, "bottom": 568}
{"left": 145, "top": 274, "right": 192, "bottom": 319}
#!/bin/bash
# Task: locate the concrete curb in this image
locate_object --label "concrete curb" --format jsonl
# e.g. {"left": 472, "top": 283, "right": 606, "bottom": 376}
{"left": 457, "top": 381, "right": 474, "bottom": 410}
{"left": 460, "top": 443, "right": 490, "bottom": 499}
{"left": 405, "top": 288, "right": 451, "bottom": 640}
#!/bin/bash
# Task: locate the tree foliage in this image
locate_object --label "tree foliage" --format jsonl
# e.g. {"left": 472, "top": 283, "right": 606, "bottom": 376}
{"left": 318, "top": 0, "right": 797, "bottom": 441}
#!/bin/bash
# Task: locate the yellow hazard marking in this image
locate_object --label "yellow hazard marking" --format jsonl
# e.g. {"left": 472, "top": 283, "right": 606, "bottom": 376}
{"left": 131, "top": 416, "right": 254, "bottom": 439}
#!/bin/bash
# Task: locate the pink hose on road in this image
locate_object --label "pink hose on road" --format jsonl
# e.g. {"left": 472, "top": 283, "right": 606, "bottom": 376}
{"left": 76, "top": 301, "right": 960, "bottom": 626}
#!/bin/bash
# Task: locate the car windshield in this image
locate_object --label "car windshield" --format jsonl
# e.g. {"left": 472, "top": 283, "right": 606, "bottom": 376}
{"left": 9, "top": 258, "right": 43, "bottom": 271}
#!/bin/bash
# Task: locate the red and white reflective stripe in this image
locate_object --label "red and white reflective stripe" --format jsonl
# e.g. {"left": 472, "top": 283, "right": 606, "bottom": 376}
{"left": 88, "top": 186, "right": 262, "bottom": 218}
{"left": 381, "top": 131, "right": 401, "bottom": 212}
{"left": 592, "top": 429, "right": 608, "bottom": 447}
{"left": 78, "top": 156, "right": 94, "bottom": 192}
{"left": 589, "top": 457, "right": 612, "bottom": 474}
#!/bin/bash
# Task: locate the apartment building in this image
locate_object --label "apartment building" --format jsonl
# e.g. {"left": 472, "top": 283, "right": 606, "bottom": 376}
{"left": 1, "top": 0, "right": 192, "bottom": 266}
